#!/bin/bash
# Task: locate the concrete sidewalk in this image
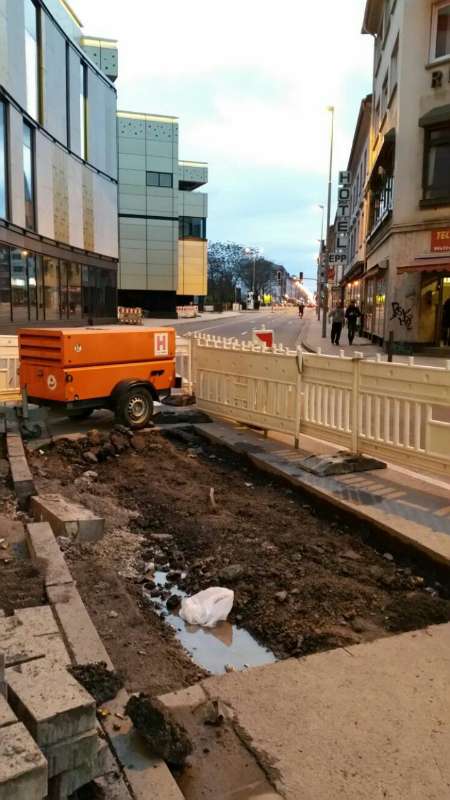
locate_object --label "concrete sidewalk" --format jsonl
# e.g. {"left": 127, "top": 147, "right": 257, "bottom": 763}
{"left": 195, "top": 421, "right": 450, "bottom": 567}
{"left": 302, "top": 312, "right": 450, "bottom": 368}
{"left": 161, "top": 623, "right": 450, "bottom": 800}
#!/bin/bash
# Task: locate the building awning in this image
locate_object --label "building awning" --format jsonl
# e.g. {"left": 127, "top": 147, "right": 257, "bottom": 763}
{"left": 398, "top": 257, "right": 450, "bottom": 274}
{"left": 362, "top": 262, "right": 388, "bottom": 281}
{"left": 340, "top": 262, "right": 364, "bottom": 286}
{"left": 419, "top": 105, "right": 450, "bottom": 128}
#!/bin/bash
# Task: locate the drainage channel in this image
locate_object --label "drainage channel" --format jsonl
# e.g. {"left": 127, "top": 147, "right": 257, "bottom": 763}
{"left": 143, "top": 571, "right": 276, "bottom": 675}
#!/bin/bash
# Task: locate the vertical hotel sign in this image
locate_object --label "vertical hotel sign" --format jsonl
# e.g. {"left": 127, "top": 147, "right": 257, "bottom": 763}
{"left": 330, "top": 171, "right": 351, "bottom": 282}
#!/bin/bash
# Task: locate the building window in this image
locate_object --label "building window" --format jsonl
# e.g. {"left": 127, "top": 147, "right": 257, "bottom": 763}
{"left": 390, "top": 37, "right": 399, "bottom": 99}
{"left": 80, "top": 62, "right": 87, "bottom": 160}
{"left": 24, "top": 0, "right": 40, "bottom": 121}
{"left": 432, "top": 2, "right": 450, "bottom": 61}
{"left": 423, "top": 124, "right": 450, "bottom": 201}
{"left": 371, "top": 174, "right": 394, "bottom": 229}
{"left": 23, "top": 122, "right": 35, "bottom": 231}
{"left": 179, "top": 216, "right": 206, "bottom": 239}
{"left": 0, "top": 101, "right": 7, "bottom": 220}
{"left": 0, "top": 247, "right": 11, "bottom": 321}
{"left": 146, "top": 171, "right": 173, "bottom": 188}
{"left": 374, "top": 99, "right": 381, "bottom": 133}
{"left": 381, "top": 73, "right": 389, "bottom": 121}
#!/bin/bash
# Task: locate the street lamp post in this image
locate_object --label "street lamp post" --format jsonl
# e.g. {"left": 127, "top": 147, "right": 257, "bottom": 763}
{"left": 322, "top": 106, "right": 335, "bottom": 339}
{"left": 317, "top": 204, "right": 325, "bottom": 321}
{"left": 245, "top": 246, "right": 262, "bottom": 306}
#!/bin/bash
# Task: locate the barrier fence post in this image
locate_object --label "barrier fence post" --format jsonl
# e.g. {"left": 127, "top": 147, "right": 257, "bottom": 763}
{"left": 351, "top": 354, "right": 362, "bottom": 454}
{"left": 294, "top": 347, "right": 303, "bottom": 449}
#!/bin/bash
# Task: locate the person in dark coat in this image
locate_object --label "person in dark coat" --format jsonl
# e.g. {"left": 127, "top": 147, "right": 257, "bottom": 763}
{"left": 345, "top": 299, "right": 362, "bottom": 345}
{"left": 298, "top": 301, "right": 305, "bottom": 318}
{"left": 328, "top": 303, "right": 345, "bottom": 345}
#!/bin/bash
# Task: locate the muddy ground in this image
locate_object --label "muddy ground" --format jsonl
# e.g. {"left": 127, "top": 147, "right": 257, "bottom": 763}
{"left": 28, "top": 424, "right": 450, "bottom": 698}
{"left": 0, "top": 457, "right": 45, "bottom": 615}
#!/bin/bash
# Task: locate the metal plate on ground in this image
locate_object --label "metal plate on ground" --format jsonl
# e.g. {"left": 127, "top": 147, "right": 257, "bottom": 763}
{"left": 299, "top": 452, "right": 386, "bottom": 476}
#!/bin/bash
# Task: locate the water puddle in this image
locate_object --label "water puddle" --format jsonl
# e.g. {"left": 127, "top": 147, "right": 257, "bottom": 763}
{"left": 143, "top": 571, "right": 276, "bottom": 675}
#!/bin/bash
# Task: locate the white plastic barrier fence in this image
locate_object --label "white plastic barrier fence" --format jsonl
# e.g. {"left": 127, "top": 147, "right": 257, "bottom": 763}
{"left": 117, "top": 307, "right": 143, "bottom": 325}
{"left": 177, "top": 305, "right": 198, "bottom": 319}
{"left": 0, "top": 335, "right": 20, "bottom": 395}
{"left": 191, "top": 335, "right": 450, "bottom": 478}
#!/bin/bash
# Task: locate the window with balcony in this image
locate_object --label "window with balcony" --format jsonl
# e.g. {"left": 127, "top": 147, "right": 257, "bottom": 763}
{"left": 431, "top": 2, "right": 450, "bottom": 61}
{"left": 24, "top": 0, "right": 40, "bottom": 121}
{"left": 370, "top": 172, "right": 394, "bottom": 231}
{"left": 179, "top": 216, "right": 206, "bottom": 239}
{"left": 23, "top": 122, "right": 35, "bottom": 231}
{"left": 0, "top": 101, "right": 7, "bottom": 220}
{"left": 423, "top": 124, "right": 450, "bottom": 202}
{"left": 146, "top": 171, "right": 173, "bottom": 188}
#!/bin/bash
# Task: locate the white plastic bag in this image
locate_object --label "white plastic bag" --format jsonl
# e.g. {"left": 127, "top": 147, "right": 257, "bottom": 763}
{"left": 180, "top": 587, "right": 234, "bottom": 628}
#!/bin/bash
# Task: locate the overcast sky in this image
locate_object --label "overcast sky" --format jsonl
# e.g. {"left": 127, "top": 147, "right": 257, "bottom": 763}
{"left": 73, "top": 0, "right": 373, "bottom": 292}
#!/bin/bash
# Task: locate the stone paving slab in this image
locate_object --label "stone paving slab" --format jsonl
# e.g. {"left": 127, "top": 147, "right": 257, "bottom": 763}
{"left": 43, "top": 727, "right": 98, "bottom": 779}
{"left": 194, "top": 422, "right": 450, "bottom": 567}
{"left": 26, "top": 522, "right": 73, "bottom": 588}
{"left": 31, "top": 494, "right": 105, "bottom": 544}
{"left": 200, "top": 624, "right": 450, "bottom": 800}
{"left": 47, "top": 583, "right": 113, "bottom": 668}
{"left": 0, "top": 694, "right": 17, "bottom": 728}
{"left": 0, "top": 720, "right": 48, "bottom": 800}
{"left": 7, "top": 660, "right": 96, "bottom": 748}
{"left": 0, "top": 610, "right": 69, "bottom": 668}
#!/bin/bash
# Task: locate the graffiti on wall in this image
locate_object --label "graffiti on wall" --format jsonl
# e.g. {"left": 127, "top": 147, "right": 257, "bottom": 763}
{"left": 390, "top": 302, "right": 413, "bottom": 331}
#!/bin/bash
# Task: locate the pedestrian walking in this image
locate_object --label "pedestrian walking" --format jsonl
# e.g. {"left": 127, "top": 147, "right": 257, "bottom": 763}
{"left": 328, "top": 303, "right": 345, "bottom": 345}
{"left": 298, "top": 301, "right": 305, "bottom": 319}
{"left": 345, "top": 299, "right": 362, "bottom": 345}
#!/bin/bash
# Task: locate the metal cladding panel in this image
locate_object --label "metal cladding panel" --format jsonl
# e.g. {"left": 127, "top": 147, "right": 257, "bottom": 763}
{"left": 178, "top": 240, "right": 207, "bottom": 296}
{"left": 42, "top": 14, "right": 67, "bottom": 143}
{"left": 35, "top": 132, "right": 55, "bottom": 239}
{"left": 0, "top": 0, "right": 27, "bottom": 109}
{"left": 68, "top": 157, "right": 84, "bottom": 249}
{"left": 105, "top": 87, "right": 118, "bottom": 180}
{"left": 93, "top": 173, "right": 118, "bottom": 259}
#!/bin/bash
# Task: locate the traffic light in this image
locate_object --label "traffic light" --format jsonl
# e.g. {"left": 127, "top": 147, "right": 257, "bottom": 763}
{"left": 299, "top": 272, "right": 304, "bottom": 282}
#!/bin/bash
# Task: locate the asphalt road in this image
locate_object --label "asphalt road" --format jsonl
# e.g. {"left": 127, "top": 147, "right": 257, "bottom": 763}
{"left": 169, "top": 310, "right": 309, "bottom": 349}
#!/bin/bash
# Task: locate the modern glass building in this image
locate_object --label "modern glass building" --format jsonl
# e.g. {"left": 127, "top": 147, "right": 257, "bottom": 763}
{"left": 117, "top": 111, "right": 208, "bottom": 315}
{"left": 0, "top": 0, "right": 119, "bottom": 329}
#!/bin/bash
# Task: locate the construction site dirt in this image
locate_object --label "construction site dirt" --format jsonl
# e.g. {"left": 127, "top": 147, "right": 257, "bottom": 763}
{"left": 27, "top": 425, "right": 450, "bottom": 699}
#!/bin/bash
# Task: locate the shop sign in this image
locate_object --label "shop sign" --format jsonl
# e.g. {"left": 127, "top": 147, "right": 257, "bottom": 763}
{"left": 335, "top": 171, "right": 351, "bottom": 254}
{"left": 431, "top": 228, "right": 450, "bottom": 252}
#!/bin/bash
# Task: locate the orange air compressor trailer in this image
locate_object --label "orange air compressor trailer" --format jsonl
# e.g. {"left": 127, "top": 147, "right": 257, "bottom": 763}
{"left": 18, "top": 326, "right": 178, "bottom": 429}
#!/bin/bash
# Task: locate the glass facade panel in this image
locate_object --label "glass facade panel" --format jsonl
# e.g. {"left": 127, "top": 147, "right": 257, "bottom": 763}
{"left": 0, "top": 245, "right": 115, "bottom": 323}
{"left": 11, "top": 249, "right": 29, "bottom": 321}
{"left": 0, "top": 247, "right": 11, "bottom": 321}
{"left": 43, "top": 257, "right": 60, "bottom": 319}
{"left": 80, "top": 62, "right": 87, "bottom": 160}
{"left": 24, "top": 0, "right": 39, "bottom": 121}
{"left": 0, "top": 101, "right": 6, "bottom": 220}
{"left": 67, "top": 262, "right": 81, "bottom": 318}
{"left": 27, "top": 253, "right": 38, "bottom": 320}
{"left": 23, "top": 123, "right": 35, "bottom": 230}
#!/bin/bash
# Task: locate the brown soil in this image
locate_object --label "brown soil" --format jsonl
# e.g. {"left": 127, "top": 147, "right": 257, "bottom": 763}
{"left": 68, "top": 662, "right": 123, "bottom": 706}
{"left": 29, "top": 427, "right": 450, "bottom": 696}
{"left": 0, "top": 461, "right": 45, "bottom": 615}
